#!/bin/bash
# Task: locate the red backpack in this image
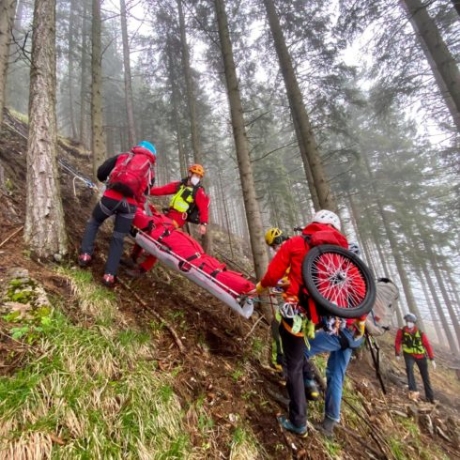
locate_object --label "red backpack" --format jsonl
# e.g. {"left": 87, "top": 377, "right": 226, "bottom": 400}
{"left": 108, "top": 153, "right": 152, "bottom": 198}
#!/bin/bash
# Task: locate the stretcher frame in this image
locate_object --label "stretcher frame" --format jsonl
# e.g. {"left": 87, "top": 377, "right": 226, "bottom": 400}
{"left": 132, "top": 228, "right": 254, "bottom": 318}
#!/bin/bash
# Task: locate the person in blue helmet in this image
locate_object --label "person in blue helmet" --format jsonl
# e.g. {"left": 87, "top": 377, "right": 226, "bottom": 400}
{"left": 78, "top": 141, "right": 157, "bottom": 287}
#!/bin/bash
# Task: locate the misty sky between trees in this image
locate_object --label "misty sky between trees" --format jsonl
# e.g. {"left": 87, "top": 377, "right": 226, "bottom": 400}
{"left": 3, "top": 0, "right": 460, "bottom": 353}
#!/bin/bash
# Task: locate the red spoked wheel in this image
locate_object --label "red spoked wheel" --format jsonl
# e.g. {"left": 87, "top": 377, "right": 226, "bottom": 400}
{"left": 302, "top": 245, "right": 376, "bottom": 318}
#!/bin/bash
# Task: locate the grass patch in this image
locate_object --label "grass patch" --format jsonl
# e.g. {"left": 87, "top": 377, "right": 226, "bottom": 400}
{"left": 0, "top": 269, "right": 198, "bottom": 459}
{"left": 0, "top": 310, "right": 193, "bottom": 458}
{"left": 57, "top": 267, "right": 117, "bottom": 321}
{"left": 229, "top": 425, "right": 264, "bottom": 460}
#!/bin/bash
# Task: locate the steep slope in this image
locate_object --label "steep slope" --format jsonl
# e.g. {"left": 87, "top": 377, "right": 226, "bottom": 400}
{"left": 1, "top": 110, "right": 459, "bottom": 459}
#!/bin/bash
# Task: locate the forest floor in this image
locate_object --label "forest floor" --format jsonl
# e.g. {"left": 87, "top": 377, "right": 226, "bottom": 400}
{"left": 1, "top": 109, "right": 460, "bottom": 459}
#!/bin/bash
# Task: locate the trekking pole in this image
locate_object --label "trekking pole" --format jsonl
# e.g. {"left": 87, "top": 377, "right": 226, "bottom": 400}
{"left": 365, "top": 333, "right": 387, "bottom": 394}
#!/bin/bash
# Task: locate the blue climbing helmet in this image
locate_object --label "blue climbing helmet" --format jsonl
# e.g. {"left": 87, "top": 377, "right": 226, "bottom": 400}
{"left": 137, "top": 140, "right": 156, "bottom": 157}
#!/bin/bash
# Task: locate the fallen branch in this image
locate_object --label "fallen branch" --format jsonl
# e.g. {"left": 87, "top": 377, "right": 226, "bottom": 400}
{"left": 117, "top": 277, "right": 185, "bottom": 353}
{"left": 243, "top": 313, "right": 265, "bottom": 341}
{"left": 265, "top": 386, "right": 289, "bottom": 408}
{"left": 337, "top": 425, "right": 387, "bottom": 460}
{"left": 0, "top": 226, "right": 23, "bottom": 249}
{"left": 343, "top": 397, "right": 389, "bottom": 457}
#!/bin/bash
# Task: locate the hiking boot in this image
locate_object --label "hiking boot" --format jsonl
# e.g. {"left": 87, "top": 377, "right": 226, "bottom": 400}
{"left": 316, "top": 417, "right": 336, "bottom": 438}
{"left": 102, "top": 274, "right": 116, "bottom": 287}
{"left": 125, "top": 266, "right": 146, "bottom": 278}
{"left": 78, "top": 253, "right": 92, "bottom": 267}
{"left": 277, "top": 415, "right": 307, "bottom": 437}
{"left": 305, "top": 379, "right": 320, "bottom": 401}
{"left": 120, "top": 256, "right": 137, "bottom": 268}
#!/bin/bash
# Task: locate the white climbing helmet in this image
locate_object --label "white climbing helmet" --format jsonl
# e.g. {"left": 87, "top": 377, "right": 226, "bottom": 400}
{"left": 404, "top": 313, "right": 417, "bottom": 323}
{"left": 312, "top": 210, "right": 341, "bottom": 231}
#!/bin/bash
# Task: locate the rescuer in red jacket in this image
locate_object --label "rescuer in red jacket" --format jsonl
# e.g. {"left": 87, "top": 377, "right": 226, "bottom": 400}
{"left": 150, "top": 164, "right": 210, "bottom": 234}
{"left": 395, "top": 313, "right": 436, "bottom": 403}
{"left": 126, "top": 164, "right": 210, "bottom": 277}
{"left": 256, "top": 210, "right": 350, "bottom": 437}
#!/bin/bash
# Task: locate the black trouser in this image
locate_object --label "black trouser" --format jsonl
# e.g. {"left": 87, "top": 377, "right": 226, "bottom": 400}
{"left": 80, "top": 196, "right": 137, "bottom": 276}
{"left": 279, "top": 324, "right": 309, "bottom": 428}
{"left": 403, "top": 353, "right": 434, "bottom": 401}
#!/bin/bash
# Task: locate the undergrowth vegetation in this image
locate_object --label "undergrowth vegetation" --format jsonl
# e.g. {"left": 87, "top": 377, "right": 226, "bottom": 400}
{"left": 0, "top": 268, "right": 254, "bottom": 459}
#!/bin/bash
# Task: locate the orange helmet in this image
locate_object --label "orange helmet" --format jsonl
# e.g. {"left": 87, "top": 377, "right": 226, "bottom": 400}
{"left": 188, "top": 164, "right": 205, "bottom": 177}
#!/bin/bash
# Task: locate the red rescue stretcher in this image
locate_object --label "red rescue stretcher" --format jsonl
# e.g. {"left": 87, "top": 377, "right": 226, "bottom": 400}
{"left": 131, "top": 208, "right": 255, "bottom": 319}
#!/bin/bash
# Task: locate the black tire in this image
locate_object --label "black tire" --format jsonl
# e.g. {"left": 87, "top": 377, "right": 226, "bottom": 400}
{"left": 302, "top": 245, "right": 376, "bottom": 319}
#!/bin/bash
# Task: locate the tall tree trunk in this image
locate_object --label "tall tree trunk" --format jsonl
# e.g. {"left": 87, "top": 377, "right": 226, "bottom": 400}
{"left": 213, "top": 0, "right": 269, "bottom": 293}
{"left": 178, "top": 0, "right": 213, "bottom": 253}
{"left": 120, "top": 0, "right": 136, "bottom": 146}
{"left": 291, "top": 114, "right": 320, "bottom": 210}
{"left": 420, "top": 262, "right": 458, "bottom": 353}
{"left": 262, "top": 0, "right": 337, "bottom": 211}
{"left": 91, "top": 0, "right": 106, "bottom": 176}
{"left": 67, "top": 0, "right": 78, "bottom": 139}
{"left": 0, "top": 0, "right": 17, "bottom": 128}
{"left": 401, "top": 0, "right": 460, "bottom": 131}
{"left": 362, "top": 153, "right": 422, "bottom": 325}
{"left": 79, "top": 1, "right": 89, "bottom": 148}
{"left": 417, "top": 267, "right": 446, "bottom": 347}
{"left": 25, "top": 0, "right": 67, "bottom": 257}
{"left": 425, "top": 244, "right": 460, "bottom": 350}
{"left": 178, "top": 0, "right": 200, "bottom": 163}
{"left": 166, "top": 35, "right": 187, "bottom": 179}
{"left": 452, "top": 0, "right": 460, "bottom": 18}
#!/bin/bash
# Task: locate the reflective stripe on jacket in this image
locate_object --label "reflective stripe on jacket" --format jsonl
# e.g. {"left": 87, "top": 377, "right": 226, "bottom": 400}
{"left": 169, "top": 184, "right": 195, "bottom": 213}
{"left": 402, "top": 329, "right": 425, "bottom": 355}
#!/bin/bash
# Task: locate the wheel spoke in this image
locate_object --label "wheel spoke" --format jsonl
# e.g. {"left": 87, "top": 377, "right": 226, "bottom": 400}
{"left": 311, "top": 252, "right": 367, "bottom": 309}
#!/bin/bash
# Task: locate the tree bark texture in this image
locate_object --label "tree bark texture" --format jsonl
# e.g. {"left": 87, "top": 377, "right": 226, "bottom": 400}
{"left": 263, "top": 0, "right": 337, "bottom": 212}
{"left": 213, "top": 0, "right": 269, "bottom": 285}
{"left": 67, "top": 0, "right": 78, "bottom": 139}
{"left": 91, "top": 0, "right": 106, "bottom": 176}
{"left": 79, "top": 1, "right": 89, "bottom": 148}
{"left": 25, "top": 0, "right": 67, "bottom": 257}
{"left": 120, "top": 0, "right": 137, "bottom": 146}
{"left": 0, "top": 0, "right": 17, "bottom": 127}
{"left": 401, "top": 0, "right": 460, "bottom": 131}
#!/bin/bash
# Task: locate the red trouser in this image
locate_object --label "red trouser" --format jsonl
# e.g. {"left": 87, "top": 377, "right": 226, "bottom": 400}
{"left": 130, "top": 212, "right": 183, "bottom": 272}
{"left": 130, "top": 244, "right": 157, "bottom": 272}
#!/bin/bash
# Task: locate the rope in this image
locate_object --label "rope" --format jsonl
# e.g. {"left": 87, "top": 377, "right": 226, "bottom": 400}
{"left": 2, "top": 117, "right": 97, "bottom": 193}
{"left": 59, "top": 159, "right": 97, "bottom": 191}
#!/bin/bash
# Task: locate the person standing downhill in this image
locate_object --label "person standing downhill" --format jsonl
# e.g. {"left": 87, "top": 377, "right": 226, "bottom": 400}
{"left": 78, "top": 141, "right": 157, "bottom": 287}
{"left": 395, "top": 313, "right": 436, "bottom": 403}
